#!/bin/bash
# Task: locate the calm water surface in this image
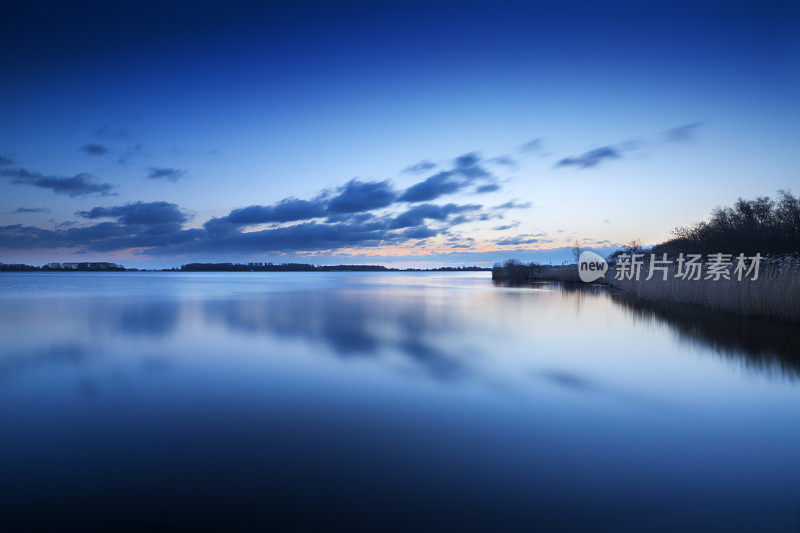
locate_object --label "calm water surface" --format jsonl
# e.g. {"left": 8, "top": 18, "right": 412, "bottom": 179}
{"left": 1, "top": 272, "right": 799, "bottom": 531}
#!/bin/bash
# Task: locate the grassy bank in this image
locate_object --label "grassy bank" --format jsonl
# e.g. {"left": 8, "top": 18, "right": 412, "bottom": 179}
{"left": 492, "top": 260, "right": 800, "bottom": 323}
{"left": 607, "top": 262, "right": 800, "bottom": 323}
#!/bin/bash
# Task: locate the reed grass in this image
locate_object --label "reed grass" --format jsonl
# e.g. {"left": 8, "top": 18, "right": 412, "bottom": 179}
{"left": 493, "top": 259, "right": 800, "bottom": 323}
{"left": 608, "top": 263, "right": 800, "bottom": 323}
{"left": 492, "top": 261, "right": 580, "bottom": 283}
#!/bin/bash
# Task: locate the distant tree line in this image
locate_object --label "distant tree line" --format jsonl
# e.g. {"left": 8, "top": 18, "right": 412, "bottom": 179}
{"left": 0, "top": 261, "right": 490, "bottom": 272}
{"left": 178, "top": 262, "right": 390, "bottom": 272}
{"left": 176, "top": 262, "right": 490, "bottom": 272}
{"left": 424, "top": 266, "right": 489, "bottom": 271}
{"left": 0, "top": 263, "right": 40, "bottom": 272}
{"left": 0, "top": 262, "right": 128, "bottom": 272}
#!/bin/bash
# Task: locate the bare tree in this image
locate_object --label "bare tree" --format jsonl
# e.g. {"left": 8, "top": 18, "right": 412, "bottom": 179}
{"left": 572, "top": 239, "right": 583, "bottom": 263}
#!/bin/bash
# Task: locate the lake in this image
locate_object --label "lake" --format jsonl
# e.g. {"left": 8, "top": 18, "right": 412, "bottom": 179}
{"left": 1, "top": 272, "right": 799, "bottom": 531}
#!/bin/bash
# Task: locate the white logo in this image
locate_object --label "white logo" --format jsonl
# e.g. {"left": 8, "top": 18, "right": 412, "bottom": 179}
{"left": 578, "top": 250, "right": 608, "bottom": 282}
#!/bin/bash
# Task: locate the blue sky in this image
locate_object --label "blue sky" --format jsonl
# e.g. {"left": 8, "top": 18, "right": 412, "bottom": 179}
{"left": 1, "top": 0, "right": 798, "bottom": 267}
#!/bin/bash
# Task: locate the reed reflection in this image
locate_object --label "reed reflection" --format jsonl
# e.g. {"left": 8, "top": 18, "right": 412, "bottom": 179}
{"left": 609, "top": 293, "right": 800, "bottom": 379}
{"left": 495, "top": 280, "right": 800, "bottom": 380}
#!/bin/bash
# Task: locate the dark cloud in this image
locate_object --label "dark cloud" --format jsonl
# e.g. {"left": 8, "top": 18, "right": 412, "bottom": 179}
{"left": 0, "top": 222, "right": 130, "bottom": 250}
{"left": 0, "top": 221, "right": 204, "bottom": 252}
{"left": 400, "top": 152, "right": 496, "bottom": 202}
{"left": 1, "top": 168, "right": 114, "bottom": 196}
{"left": 203, "top": 198, "right": 329, "bottom": 234}
{"left": 475, "top": 183, "right": 500, "bottom": 194}
{"left": 80, "top": 143, "right": 108, "bottom": 155}
{"left": 227, "top": 199, "right": 328, "bottom": 225}
{"left": 496, "top": 236, "right": 540, "bottom": 245}
{"left": 492, "top": 221, "right": 520, "bottom": 231}
{"left": 327, "top": 179, "right": 397, "bottom": 213}
{"left": 452, "top": 152, "right": 490, "bottom": 179}
{"left": 8, "top": 207, "right": 50, "bottom": 214}
{"left": 200, "top": 173, "right": 482, "bottom": 239}
{"left": 77, "top": 201, "right": 188, "bottom": 226}
{"left": 399, "top": 225, "right": 440, "bottom": 240}
{"left": 496, "top": 232, "right": 547, "bottom": 245}
{"left": 0, "top": 154, "right": 525, "bottom": 256}
{"left": 402, "top": 160, "right": 437, "bottom": 174}
{"left": 71, "top": 202, "right": 192, "bottom": 248}
{"left": 493, "top": 199, "right": 532, "bottom": 210}
{"left": 0, "top": 155, "right": 13, "bottom": 165}
{"left": 0, "top": 201, "right": 455, "bottom": 255}
{"left": 323, "top": 212, "right": 377, "bottom": 224}
{"left": 399, "top": 171, "right": 463, "bottom": 202}
{"left": 147, "top": 167, "right": 186, "bottom": 181}
{"left": 0, "top": 201, "right": 200, "bottom": 251}
{"left": 662, "top": 122, "right": 702, "bottom": 142}
{"left": 390, "top": 203, "right": 480, "bottom": 229}
{"left": 556, "top": 146, "right": 620, "bottom": 169}
{"left": 518, "top": 138, "right": 545, "bottom": 154}
{"left": 175, "top": 220, "right": 407, "bottom": 255}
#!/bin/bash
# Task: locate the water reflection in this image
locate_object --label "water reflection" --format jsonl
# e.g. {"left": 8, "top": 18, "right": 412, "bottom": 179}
{"left": 112, "top": 300, "right": 182, "bottom": 337}
{"left": 609, "top": 292, "right": 800, "bottom": 379}
{"left": 0, "top": 296, "right": 183, "bottom": 338}
{"left": 537, "top": 368, "right": 670, "bottom": 409}
{"left": 202, "top": 291, "right": 466, "bottom": 379}
{"left": 0, "top": 288, "right": 473, "bottom": 383}
{"left": 0, "top": 343, "right": 86, "bottom": 382}
{"left": 496, "top": 280, "right": 800, "bottom": 380}
{"left": 1, "top": 274, "right": 800, "bottom": 531}
{"left": 6, "top": 280, "right": 800, "bottom": 383}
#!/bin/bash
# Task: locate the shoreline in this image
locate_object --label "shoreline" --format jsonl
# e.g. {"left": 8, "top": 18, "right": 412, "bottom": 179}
{"left": 0, "top": 268, "right": 493, "bottom": 273}
{"left": 1, "top": 262, "right": 491, "bottom": 273}
{"left": 492, "top": 262, "right": 800, "bottom": 324}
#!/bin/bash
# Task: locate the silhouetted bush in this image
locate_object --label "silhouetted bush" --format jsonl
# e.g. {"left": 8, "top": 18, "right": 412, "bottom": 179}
{"left": 652, "top": 190, "right": 800, "bottom": 258}
{"left": 492, "top": 260, "right": 580, "bottom": 284}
